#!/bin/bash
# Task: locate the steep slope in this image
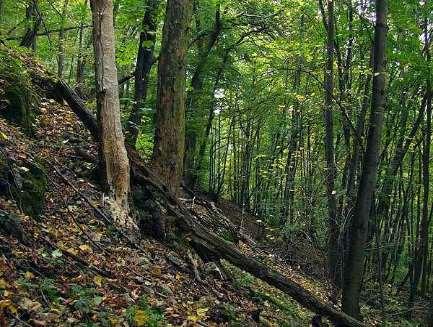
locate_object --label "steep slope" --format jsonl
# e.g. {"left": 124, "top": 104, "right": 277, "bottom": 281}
{"left": 0, "top": 81, "right": 315, "bottom": 325}
{"left": 1, "top": 47, "right": 417, "bottom": 327}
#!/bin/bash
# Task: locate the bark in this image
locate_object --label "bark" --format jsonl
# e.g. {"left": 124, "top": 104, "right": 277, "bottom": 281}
{"left": 20, "top": 0, "right": 41, "bottom": 49}
{"left": 125, "top": 0, "right": 161, "bottom": 146}
{"left": 342, "top": 0, "right": 388, "bottom": 319}
{"left": 90, "top": 0, "right": 131, "bottom": 227}
{"left": 75, "top": 5, "right": 87, "bottom": 97}
{"left": 322, "top": 0, "right": 339, "bottom": 286}
{"left": 409, "top": 10, "right": 432, "bottom": 304}
{"left": 151, "top": 0, "right": 193, "bottom": 194}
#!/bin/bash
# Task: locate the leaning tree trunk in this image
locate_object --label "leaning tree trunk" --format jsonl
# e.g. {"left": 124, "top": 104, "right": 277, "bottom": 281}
{"left": 151, "top": 0, "right": 193, "bottom": 194}
{"left": 342, "top": 0, "right": 388, "bottom": 319}
{"left": 90, "top": 0, "right": 132, "bottom": 227}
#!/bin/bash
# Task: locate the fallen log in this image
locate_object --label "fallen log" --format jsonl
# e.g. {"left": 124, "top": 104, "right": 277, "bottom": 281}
{"left": 37, "top": 76, "right": 363, "bottom": 327}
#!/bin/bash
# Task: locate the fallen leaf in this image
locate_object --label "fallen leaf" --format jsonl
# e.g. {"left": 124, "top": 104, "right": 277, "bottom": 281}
{"left": 93, "top": 275, "right": 103, "bottom": 287}
{"left": 134, "top": 309, "right": 148, "bottom": 326}
{"left": 79, "top": 244, "right": 92, "bottom": 253}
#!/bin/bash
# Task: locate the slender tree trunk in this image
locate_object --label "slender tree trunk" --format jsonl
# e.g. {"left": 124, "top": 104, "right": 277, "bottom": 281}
{"left": 342, "top": 0, "right": 388, "bottom": 319}
{"left": 90, "top": 0, "right": 132, "bottom": 227}
{"left": 322, "top": 0, "right": 339, "bottom": 286}
{"left": 125, "top": 0, "right": 161, "bottom": 146}
{"left": 75, "top": 1, "right": 88, "bottom": 97}
{"left": 184, "top": 4, "right": 222, "bottom": 187}
{"left": 20, "top": 0, "right": 41, "bottom": 49}
{"left": 57, "top": 0, "right": 69, "bottom": 78}
{"left": 409, "top": 9, "right": 432, "bottom": 304}
{"left": 152, "top": 0, "right": 193, "bottom": 194}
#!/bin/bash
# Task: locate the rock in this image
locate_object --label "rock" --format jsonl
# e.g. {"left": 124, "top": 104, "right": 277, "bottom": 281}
{"left": 13, "top": 162, "right": 47, "bottom": 218}
{"left": 2, "top": 85, "right": 35, "bottom": 134}
{"left": 0, "top": 157, "right": 47, "bottom": 219}
{"left": 0, "top": 210, "right": 28, "bottom": 244}
{"left": 0, "top": 50, "right": 40, "bottom": 135}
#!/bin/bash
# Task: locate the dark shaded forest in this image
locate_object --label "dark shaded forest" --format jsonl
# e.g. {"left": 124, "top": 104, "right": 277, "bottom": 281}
{"left": 0, "top": 0, "right": 433, "bottom": 326}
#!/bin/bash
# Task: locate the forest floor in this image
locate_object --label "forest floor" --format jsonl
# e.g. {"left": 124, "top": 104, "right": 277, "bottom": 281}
{"left": 0, "top": 62, "right": 424, "bottom": 326}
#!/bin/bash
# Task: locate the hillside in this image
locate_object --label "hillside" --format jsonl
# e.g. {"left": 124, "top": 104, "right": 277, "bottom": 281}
{"left": 0, "top": 48, "right": 426, "bottom": 327}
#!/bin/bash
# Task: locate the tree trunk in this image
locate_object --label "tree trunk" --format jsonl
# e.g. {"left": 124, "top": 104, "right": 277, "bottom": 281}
{"left": 151, "top": 0, "right": 193, "bottom": 194}
{"left": 75, "top": 3, "right": 87, "bottom": 98}
{"left": 57, "top": 0, "right": 69, "bottom": 78}
{"left": 184, "top": 4, "right": 222, "bottom": 187}
{"left": 90, "top": 0, "right": 131, "bottom": 227}
{"left": 342, "top": 0, "right": 388, "bottom": 319}
{"left": 409, "top": 9, "right": 432, "bottom": 305}
{"left": 20, "top": 0, "right": 41, "bottom": 49}
{"left": 125, "top": 0, "right": 160, "bottom": 147}
{"left": 322, "top": 0, "right": 339, "bottom": 286}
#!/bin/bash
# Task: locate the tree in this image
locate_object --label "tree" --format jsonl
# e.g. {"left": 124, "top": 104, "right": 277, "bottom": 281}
{"left": 57, "top": 0, "right": 70, "bottom": 78}
{"left": 90, "top": 0, "right": 132, "bottom": 227}
{"left": 151, "top": 0, "right": 193, "bottom": 194}
{"left": 342, "top": 0, "right": 388, "bottom": 319}
{"left": 321, "top": 0, "right": 339, "bottom": 286}
{"left": 126, "top": 0, "right": 161, "bottom": 147}
{"left": 20, "top": 0, "right": 41, "bottom": 49}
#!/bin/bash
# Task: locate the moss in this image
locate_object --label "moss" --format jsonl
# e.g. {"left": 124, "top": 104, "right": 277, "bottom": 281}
{"left": 0, "top": 156, "right": 47, "bottom": 219}
{"left": 0, "top": 48, "right": 39, "bottom": 135}
{"left": 3, "top": 85, "right": 34, "bottom": 134}
{"left": 13, "top": 162, "right": 47, "bottom": 218}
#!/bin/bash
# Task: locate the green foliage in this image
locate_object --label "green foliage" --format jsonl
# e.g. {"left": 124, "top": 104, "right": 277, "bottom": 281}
{"left": 70, "top": 284, "right": 104, "bottom": 315}
{"left": 124, "top": 296, "right": 166, "bottom": 327}
{"left": 0, "top": 48, "right": 39, "bottom": 134}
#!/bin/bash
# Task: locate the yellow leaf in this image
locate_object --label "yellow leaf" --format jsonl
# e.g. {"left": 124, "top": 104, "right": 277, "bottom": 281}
{"left": 0, "top": 278, "right": 8, "bottom": 289}
{"left": 134, "top": 309, "right": 148, "bottom": 327}
{"left": 93, "top": 275, "right": 103, "bottom": 287}
{"left": 196, "top": 307, "right": 209, "bottom": 319}
{"left": 66, "top": 248, "right": 78, "bottom": 256}
{"left": 25, "top": 271, "right": 34, "bottom": 279}
{"left": 0, "top": 299, "right": 17, "bottom": 314}
{"left": 79, "top": 244, "right": 92, "bottom": 253}
{"left": 150, "top": 266, "right": 161, "bottom": 277}
{"left": 0, "top": 131, "right": 8, "bottom": 140}
{"left": 187, "top": 307, "right": 209, "bottom": 322}
{"left": 19, "top": 298, "right": 42, "bottom": 312}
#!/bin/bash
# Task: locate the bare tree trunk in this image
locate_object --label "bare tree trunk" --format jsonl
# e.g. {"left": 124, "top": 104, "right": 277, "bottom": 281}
{"left": 90, "top": 0, "right": 132, "bottom": 227}
{"left": 125, "top": 0, "right": 160, "bottom": 146}
{"left": 184, "top": 4, "right": 222, "bottom": 187}
{"left": 20, "top": 0, "right": 41, "bottom": 49}
{"left": 322, "top": 0, "right": 339, "bottom": 286}
{"left": 151, "top": 0, "right": 193, "bottom": 194}
{"left": 75, "top": 1, "right": 88, "bottom": 97}
{"left": 409, "top": 8, "right": 432, "bottom": 305}
{"left": 342, "top": 0, "right": 388, "bottom": 319}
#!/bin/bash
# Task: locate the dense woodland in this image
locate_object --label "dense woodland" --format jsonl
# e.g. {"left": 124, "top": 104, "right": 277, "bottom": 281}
{"left": 0, "top": 0, "right": 433, "bottom": 326}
